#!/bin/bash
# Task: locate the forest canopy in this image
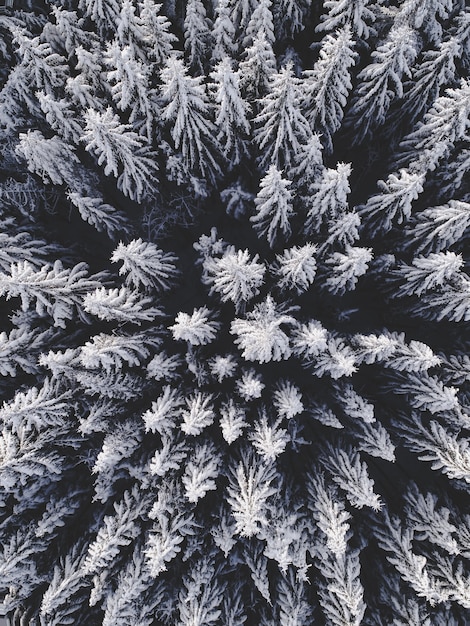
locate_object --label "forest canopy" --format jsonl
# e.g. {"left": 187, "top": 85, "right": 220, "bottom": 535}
{"left": 0, "top": 0, "right": 470, "bottom": 624}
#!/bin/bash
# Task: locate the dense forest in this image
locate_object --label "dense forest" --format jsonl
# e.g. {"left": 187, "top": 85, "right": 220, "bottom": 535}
{"left": 0, "top": 0, "right": 470, "bottom": 623}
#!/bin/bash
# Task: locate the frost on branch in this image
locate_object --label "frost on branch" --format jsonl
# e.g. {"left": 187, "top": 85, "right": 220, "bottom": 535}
{"left": 37, "top": 90, "right": 83, "bottom": 144}
{"left": 149, "top": 431, "right": 188, "bottom": 479}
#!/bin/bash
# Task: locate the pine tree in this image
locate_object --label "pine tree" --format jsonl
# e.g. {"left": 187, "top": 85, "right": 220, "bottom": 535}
{"left": 346, "top": 25, "right": 419, "bottom": 143}
{"left": 12, "top": 28, "right": 68, "bottom": 93}
{"left": 324, "top": 245, "right": 373, "bottom": 295}
{"left": 392, "top": 251, "right": 464, "bottom": 298}
{"left": 212, "top": 0, "right": 237, "bottom": 62}
{"left": 83, "top": 286, "right": 164, "bottom": 324}
{"left": 16, "top": 131, "right": 80, "bottom": 187}
{"left": 393, "top": 37, "right": 459, "bottom": 129}
{"left": 374, "top": 514, "right": 446, "bottom": 604}
{"left": 210, "top": 57, "right": 251, "bottom": 166}
{"left": 227, "top": 451, "right": 277, "bottom": 537}
{"left": 317, "top": 0, "right": 377, "bottom": 39}
{"left": 202, "top": 245, "right": 265, "bottom": 310}
{"left": 116, "top": 0, "right": 148, "bottom": 60}
{"left": 403, "top": 200, "right": 470, "bottom": 254}
{"left": 304, "top": 162, "right": 352, "bottom": 234}
{"left": 139, "top": 0, "right": 177, "bottom": 65}
{"left": 0, "top": 260, "right": 101, "bottom": 328}
{"left": 183, "top": 0, "right": 212, "bottom": 73}
{"left": 251, "top": 165, "right": 295, "bottom": 247}
{"left": 170, "top": 306, "right": 219, "bottom": 345}
{"left": 358, "top": 168, "right": 425, "bottom": 235}
{"left": 254, "top": 63, "right": 311, "bottom": 172}
{"left": 51, "top": 6, "right": 92, "bottom": 55}
{"left": 67, "top": 193, "right": 129, "bottom": 239}
{"left": 79, "top": 0, "right": 120, "bottom": 32}
{"left": 243, "top": 0, "right": 275, "bottom": 49}
{"left": 393, "top": 79, "right": 470, "bottom": 172}
{"left": 37, "top": 91, "right": 83, "bottom": 145}
{"left": 395, "top": 0, "right": 453, "bottom": 44}
{"left": 272, "top": 0, "right": 307, "bottom": 39}
{"left": 111, "top": 238, "right": 179, "bottom": 291}
{"left": 160, "top": 56, "right": 222, "bottom": 181}
{"left": 302, "top": 26, "right": 357, "bottom": 153}
{"left": 81, "top": 107, "right": 158, "bottom": 201}
{"left": 322, "top": 444, "right": 382, "bottom": 510}
{"left": 104, "top": 41, "right": 157, "bottom": 139}
{"left": 238, "top": 30, "right": 277, "bottom": 99}
{"left": 274, "top": 243, "right": 317, "bottom": 294}
{"left": 230, "top": 295, "right": 296, "bottom": 363}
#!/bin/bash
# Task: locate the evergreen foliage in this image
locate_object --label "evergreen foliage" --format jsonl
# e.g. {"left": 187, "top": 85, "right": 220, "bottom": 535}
{"left": 0, "top": 0, "right": 469, "bottom": 624}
